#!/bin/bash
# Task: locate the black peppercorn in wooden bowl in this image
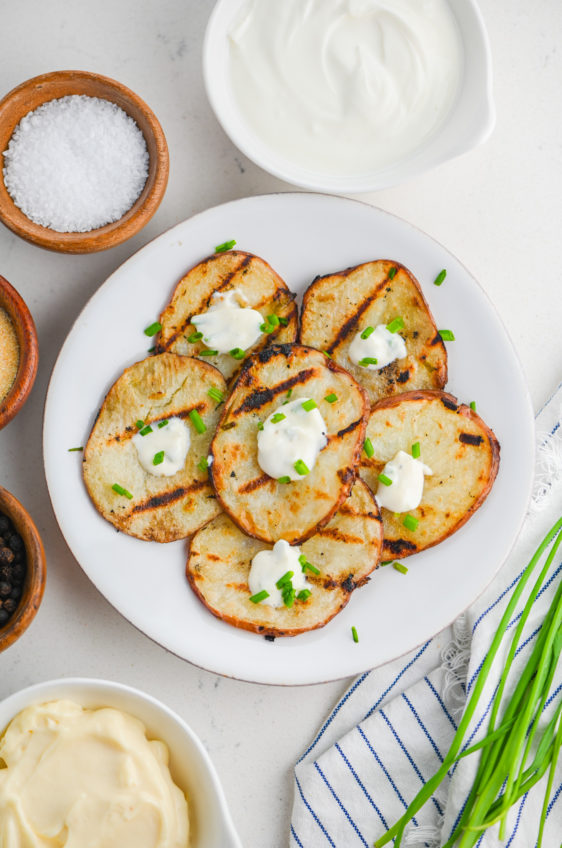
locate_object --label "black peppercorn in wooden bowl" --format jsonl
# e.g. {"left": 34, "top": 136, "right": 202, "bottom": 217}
{"left": 0, "top": 486, "right": 46, "bottom": 652}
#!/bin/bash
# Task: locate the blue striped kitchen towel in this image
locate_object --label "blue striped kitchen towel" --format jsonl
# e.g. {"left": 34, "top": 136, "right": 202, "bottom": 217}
{"left": 291, "top": 382, "right": 562, "bottom": 848}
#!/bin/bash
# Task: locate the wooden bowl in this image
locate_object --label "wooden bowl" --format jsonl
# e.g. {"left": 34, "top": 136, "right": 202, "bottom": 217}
{"left": 0, "top": 70, "right": 169, "bottom": 253}
{"left": 0, "top": 275, "right": 38, "bottom": 431}
{"left": 0, "top": 486, "right": 46, "bottom": 652}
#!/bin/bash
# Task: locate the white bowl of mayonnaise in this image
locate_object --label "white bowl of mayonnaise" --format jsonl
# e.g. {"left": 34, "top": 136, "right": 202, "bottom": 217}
{"left": 204, "top": 0, "right": 494, "bottom": 193}
{"left": 0, "top": 677, "right": 242, "bottom": 848}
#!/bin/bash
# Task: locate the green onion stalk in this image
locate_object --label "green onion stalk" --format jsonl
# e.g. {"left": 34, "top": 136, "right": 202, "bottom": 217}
{"left": 374, "top": 516, "right": 562, "bottom": 848}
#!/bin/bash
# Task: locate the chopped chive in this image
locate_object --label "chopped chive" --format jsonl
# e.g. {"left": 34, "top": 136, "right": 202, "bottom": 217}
{"left": 139, "top": 425, "right": 153, "bottom": 436}
{"left": 112, "top": 483, "right": 133, "bottom": 499}
{"left": 351, "top": 626, "right": 359, "bottom": 643}
{"left": 187, "top": 331, "right": 203, "bottom": 343}
{"left": 297, "top": 589, "right": 312, "bottom": 602}
{"left": 403, "top": 514, "right": 419, "bottom": 532}
{"left": 433, "top": 269, "right": 447, "bottom": 286}
{"left": 386, "top": 316, "right": 404, "bottom": 334}
{"left": 267, "top": 314, "right": 279, "bottom": 327}
{"left": 324, "top": 393, "right": 338, "bottom": 403}
{"left": 380, "top": 560, "right": 392, "bottom": 566}
{"left": 278, "top": 476, "right": 291, "bottom": 484}
{"left": 147, "top": 346, "right": 155, "bottom": 353}
{"left": 358, "top": 357, "right": 378, "bottom": 367}
{"left": 470, "top": 401, "right": 477, "bottom": 412}
{"left": 276, "top": 570, "right": 294, "bottom": 589}
{"left": 294, "top": 459, "right": 310, "bottom": 476}
{"left": 257, "top": 421, "right": 264, "bottom": 431}
{"left": 68, "top": 446, "right": 83, "bottom": 452}
{"left": 388, "top": 267, "right": 397, "bottom": 279}
{"left": 229, "top": 347, "right": 245, "bottom": 359}
{"left": 144, "top": 321, "right": 161, "bottom": 337}
{"left": 189, "top": 409, "right": 206, "bottom": 434}
{"left": 299, "top": 555, "right": 320, "bottom": 575}
{"left": 302, "top": 399, "right": 317, "bottom": 412}
{"left": 361, "top": 326, "right": 375, "bottom": 339}
{"left": 208, "top": 386, "right": 224, "bottom": 404}
{"left": 197, "top": 456, "right": 209, "bottom": 472}
{"left": 393, "top": 561, "right": 409, "bottom": 574}
{"left": 286, "top": 388, "right": 293, "bottom": 400}
{"left": 249, "top": 589, "right": 269, "bottom": 604}
{"left": 215, "top": 239, "right": 236, "bottom": 253}
{"left": 260, "top": 321, "right": 274, "bottom": 334}
{"left": 363, "top": 438, "right": 374, "bottom": 458}
{"left": 282, "top": 587, "right": 295, "bottom": 608}
{"left": 439, "top": 329, "right": 455, "bottom": 341}
{"left": 279, "top": 316, "right": 289, "bottom": 326}
{"left": 271, "top": 412, "right": 286, "bottom": 423}
{"left": 199, "top": 348, "right": 218, "bottom": 356}
{"left": 153, "top": 450, "right": 165, "bottom": 466}
{"left": 412, "top": 441, "right": 421, "bottom": 459}
{"left": 378, "top": 473, "right": 393, "bottom": 487}
{"left": 135, "top": 420, "right": 145, "bottom": 429}
{"left": 323, "top": 350, "right": 332, "bottom": 359}
{"left": 158, "top": 419, "right": 169, "bottom": 429}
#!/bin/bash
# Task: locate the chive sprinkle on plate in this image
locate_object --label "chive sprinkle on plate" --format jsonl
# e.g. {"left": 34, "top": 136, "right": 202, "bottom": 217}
{"left": 324, "top": 392, "right": 338, "bottom": 403}
{"left": 363, "top": 438, "right": 374, "bottom": 458}
{"left": 249, "top": 589, "right": 269, "bottom": 604}
{"left": 411, "top": 441, "right": 421, "bottom": 459}
{"left": 359, "top": 356, "right": 378, "bottom": 367}
{"left": 68, "top": 446, "right": 83, "bottom": 452}
{"left": 361, "top": 326, "right": 374, "bottom": 339}
{"left": 139, "top": 424, "right": 153, "bottom": 436}
{"left": 470, "top": 400, "right": 477, "bottom": 412}
{"left": 158, "top": 419, "right": 169, "bottom": 429}
{"left": 392, "top": 561, "right": 408, "bottom": 575}
{"left": 112, "top": 483, "right": 133, "bottom": 499}
{"left": 433, "top": 269, "right": 447, "bottom": 286}
{"left": 294, "top": 459, "right": 310, "bottom": 476}
{"left": 297, "top": 589, "right": 311, "bottom": 602}
{"left": 215, "top": 239, "right": 236, "bottom": 253}
{"left": 439, "top": 329, "right": 455, "bottom": 341}
{"left": 402, "top": 514, "right": 419, "bottom": 532}
{"left": 271, "top": 412, "right": 286, "bottom": 423}
{"left": 388, "top": 267, "right": 397, "bottom": 279}
{"left": 378, "top": 473, "right": 393, "bottom": 487}
{"left": 278, "top": 475, "right": 291, "bottom": 484}
{"left": 153, "top": 451, "right": 165, "bottom": 466}
{"left": 229, "top": 347, "right": 245, "bottom": 359}
{"left": 208, "top": 386, "right": 224, "bottom": 404}
{"left": 351, "top": 626, "right": 359, "bottom": 643}
{"left": 199, "top": 348, "right": 218, "bottom": 356}
{"left": 189, "top": 409, "right": 206, "bottom": 434}
{"left": 144, "top": 321, "right": 161, "bottom": 337}
{"left": 197, "top": 456, "right": 208, "bottom": 472}
{"left": 386, "top": 316, "right": 404, "bottom": 334}
{"left": 187, "top": 331, "right": 203, "bottom": 343}
{"left": 302, "top": 399, "right": 317, "bottom": 412}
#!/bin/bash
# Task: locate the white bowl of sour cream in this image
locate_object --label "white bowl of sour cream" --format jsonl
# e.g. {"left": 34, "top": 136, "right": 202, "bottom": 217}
{"left": 204, "top": 0, "right": 494, "bottom": 193}
{"left": 0, "top": 678, "right": 242, "bottom": 848}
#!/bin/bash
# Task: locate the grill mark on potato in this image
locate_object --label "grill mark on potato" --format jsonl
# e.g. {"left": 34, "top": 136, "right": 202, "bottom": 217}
{"left": 239, "top": 474, "right": 271, "bottom": 494}
{"left": 337, "top": 418, "right": 362, "bottom": 439}
{"left": 397, "top": 369, "right": 410, "bottom": 383}
{"left": 430, "top": 333, "right": 443, "bottom": 346}
{"left": 131, "top": 480, "right": 207, "bottom": 513}
{"left": 385, "top": 538, "right": 417, "bottom": 555}
{"left": 107, "top": 404, "right": 205, "bottom": 445}
{"left": 211, "top": 254, "right": 252, "bottom": 296}
{"left": 232, "top": 368, "right": 316, "bottom": 415}
{"left": 441, "top": 397, "right": 458, "bottom": 411}
{"left": 315, "top": 527, "right": 363, "bottom": 544}
{"left": 325, "top": 275, "right": 391, "bottom": 354}
{"left": 459, "top": 432, "right": 484, "bottom": 446}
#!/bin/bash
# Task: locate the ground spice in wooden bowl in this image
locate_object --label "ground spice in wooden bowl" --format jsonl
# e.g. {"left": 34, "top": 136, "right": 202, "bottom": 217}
{"left": 0, "top": 306, "right": 20, "bottom": 403}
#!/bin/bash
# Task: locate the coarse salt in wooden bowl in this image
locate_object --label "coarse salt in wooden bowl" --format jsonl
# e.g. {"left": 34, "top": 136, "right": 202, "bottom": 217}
{"left": 0, "top": 70, "right": 169, "bottom": 254}
{"left": 0, "top": 274, "right": 38, "bottom": 431}
{"left": 0, "top": 486, "right": 46, "bottom": 653}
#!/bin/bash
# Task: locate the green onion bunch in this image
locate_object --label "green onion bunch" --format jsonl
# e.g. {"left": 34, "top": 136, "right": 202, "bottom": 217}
{"left": 374, "top": 516, "right": 562, "bottom": 848}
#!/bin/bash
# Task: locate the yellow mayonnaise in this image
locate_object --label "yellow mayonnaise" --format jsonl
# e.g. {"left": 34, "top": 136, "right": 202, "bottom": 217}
{"left": 0, "top": 699, "right": 189, "bottom": 848}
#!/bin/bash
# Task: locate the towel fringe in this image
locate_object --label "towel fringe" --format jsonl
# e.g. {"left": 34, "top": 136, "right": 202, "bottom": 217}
{"left": 404, "top": 823, "right": 442, "bottom": 847}
{"left": 529, "top": 403, "right": 562, "bottom": 516}
{"left": 440, "top": 612, "right": 470, "bottom": 719}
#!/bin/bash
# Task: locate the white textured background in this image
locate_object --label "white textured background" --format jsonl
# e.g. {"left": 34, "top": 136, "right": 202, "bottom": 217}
{"left": 0, "top": 2, "right": 561, "bottom": 846}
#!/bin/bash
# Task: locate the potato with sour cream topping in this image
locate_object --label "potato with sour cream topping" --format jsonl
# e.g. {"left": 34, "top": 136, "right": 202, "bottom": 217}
{"left": 0, "top": 700, "right": 189, "bottom": 848}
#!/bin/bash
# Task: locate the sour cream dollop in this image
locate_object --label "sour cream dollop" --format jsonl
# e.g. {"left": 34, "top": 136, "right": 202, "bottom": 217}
{"left": 349, "top": 324, "right": 407, "bottom": 371}
{"left": 228, "top": 0, "right": 463, "bottom": 176}
{"left": 257, "top": 397, "right": 328, "bottom": 481}
{"left": 133, "top": 417, "right": 190, "bottom": 477}
{"left": 191, "top": 289, "right": 263, "bottom": 353}
{"left": 249, "top": 539, "right": 310, "bottom": 607}
{"left": 376, "top": 449, "right": 432, "bottom": 512}
{"left": 0, "top": 700, "right": 189, "bottom": 848}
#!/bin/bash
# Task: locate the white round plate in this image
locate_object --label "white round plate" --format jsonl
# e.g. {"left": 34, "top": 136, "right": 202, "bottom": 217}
{"left": 43, "top": 193, "right": 534, "bottom": 685}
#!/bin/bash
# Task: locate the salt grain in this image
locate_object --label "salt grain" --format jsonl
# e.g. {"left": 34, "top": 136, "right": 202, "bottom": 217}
{"left": 3, "top": 95, "right": 149, "bottom": 233}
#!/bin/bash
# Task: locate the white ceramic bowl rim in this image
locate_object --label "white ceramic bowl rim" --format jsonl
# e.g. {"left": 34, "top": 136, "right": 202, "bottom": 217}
{"left": 0, "top": 677, "right": 242, "bottom": 848}
{"left": 203, "top": 0, "right": 495, "bottom": 193}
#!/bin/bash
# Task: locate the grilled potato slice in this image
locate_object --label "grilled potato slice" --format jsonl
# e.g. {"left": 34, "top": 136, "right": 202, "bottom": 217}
{"left": 299, "top": 260, "right": 447, "bottom": 405}
{"left": 83, "top": 353, "right": 226, "bottom": 542}
{"left": 210, "top": 344, "right": 369, "bottom": 544}
{"left": 186, "top": 480, "right": 383, "bottom": 637}
{"left": 359, "top": 390, "right": 500, "bottom": 558}
{"left": 156, "top": 250, "right": 298, "bottom": 381}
